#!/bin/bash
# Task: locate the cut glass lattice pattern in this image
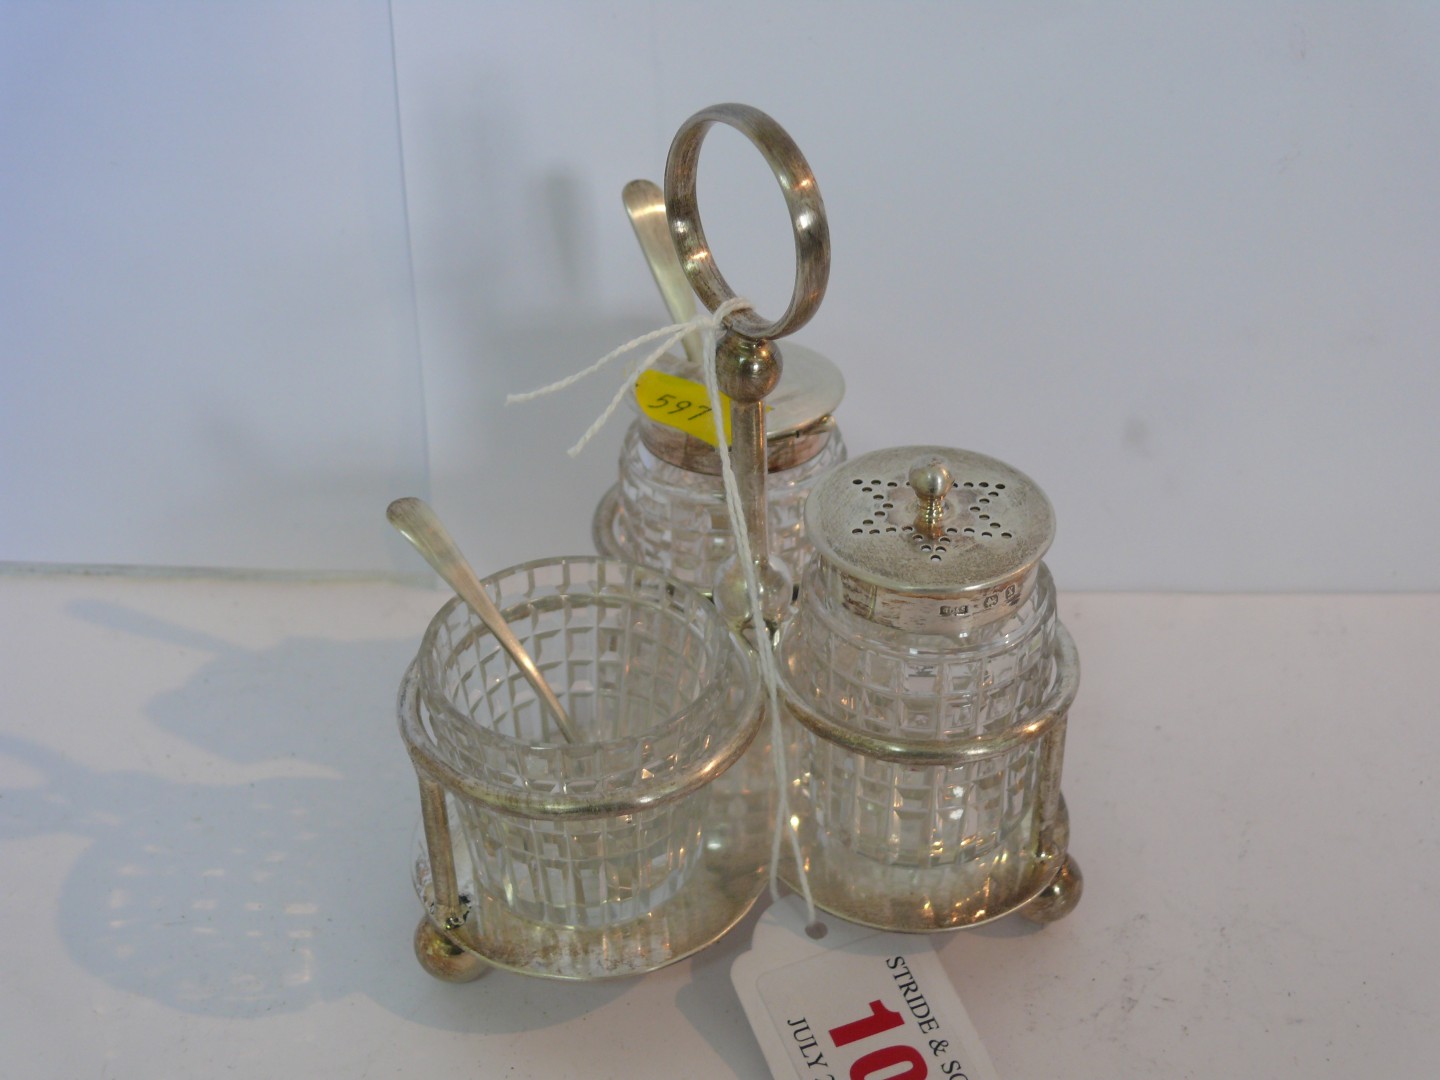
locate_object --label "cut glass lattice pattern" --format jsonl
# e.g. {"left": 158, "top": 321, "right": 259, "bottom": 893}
{"left": 414, "top": 558, "right": 752, "bottom": 927}
{"left": 464, "top": 792, "right": 703, "bottom": 927}
{"left": 799, "top": 728, "right": 1044, "bottom": 867}
{"left": 785, "top": 563, "right": 1057, "bottom": 740}
{"left": 614, "top": 420, "right": 846, "bottom": 590}
{"left": 781, "top": 564, "right": 1060, "bottom": 867}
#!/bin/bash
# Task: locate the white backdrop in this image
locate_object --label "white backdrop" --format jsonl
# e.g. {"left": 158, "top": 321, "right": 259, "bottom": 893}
{"left": 4, "top": 1, "right": 1437, "bottom": 590}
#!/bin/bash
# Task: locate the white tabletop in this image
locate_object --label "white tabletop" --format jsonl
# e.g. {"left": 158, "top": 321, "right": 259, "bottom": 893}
{"left": 2, "top": 571, "right": 1435, "bottom": 1077}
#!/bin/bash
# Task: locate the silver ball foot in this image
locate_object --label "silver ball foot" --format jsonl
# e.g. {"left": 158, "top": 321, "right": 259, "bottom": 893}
{"left": 1020, "top": 855, "right": 1083, "bottom": 925}
{"left": 414, "top": 917, "right": 489, "bottom": 982}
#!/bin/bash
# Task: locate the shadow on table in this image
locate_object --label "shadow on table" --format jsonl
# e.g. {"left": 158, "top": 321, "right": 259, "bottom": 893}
{"left": 0, "top": 599, "right": 629, "bottom": 1029}
{"left": 672, "top": 899, "right": 771, "bottom": 1077}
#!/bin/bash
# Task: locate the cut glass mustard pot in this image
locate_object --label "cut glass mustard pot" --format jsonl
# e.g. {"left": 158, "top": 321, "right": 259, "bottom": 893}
{"left": 777, "top": 446, "right": 1083, "bottom": 931}
{"left": 593, "top": 342, "right": 845, "bottom": 594}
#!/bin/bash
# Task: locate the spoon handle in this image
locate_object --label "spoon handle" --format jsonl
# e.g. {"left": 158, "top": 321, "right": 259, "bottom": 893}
{"left": 387, "top": 498, "right": 580, "bottom": 744}
{"left": 623, "top": 178, "right": 704, "bottom": 370}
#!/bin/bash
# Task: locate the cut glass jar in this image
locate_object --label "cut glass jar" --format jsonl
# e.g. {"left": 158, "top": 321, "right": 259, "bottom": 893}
{"left": 400, "top": 557, "right": 770, "bottom": 979}
{"left": 593, "top": 343, "right": 845, "bottom": 592}
{"left": 777, "top": 445, "right": 1083, "bottom": 931}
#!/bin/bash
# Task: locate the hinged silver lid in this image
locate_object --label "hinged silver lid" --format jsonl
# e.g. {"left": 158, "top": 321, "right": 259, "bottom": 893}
{"left": 805, "top": 445, "right": 1055, "bottom": 632}
{"left": 635, "top": 343, "right": 843, "bottom": 474}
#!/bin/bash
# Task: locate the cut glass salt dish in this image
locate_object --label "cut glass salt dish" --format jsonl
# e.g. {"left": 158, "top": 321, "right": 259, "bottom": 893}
{"left": 401, "top": 557, "right": 772, "bottom": 980}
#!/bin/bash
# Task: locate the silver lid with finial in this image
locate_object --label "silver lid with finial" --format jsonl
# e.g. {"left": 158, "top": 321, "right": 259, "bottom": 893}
{"left": 805, "top": 444, "right": 1056, "bottom": 633}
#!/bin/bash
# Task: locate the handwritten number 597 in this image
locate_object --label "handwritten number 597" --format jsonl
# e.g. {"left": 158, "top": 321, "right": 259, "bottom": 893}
{"left": 650, "top": 392, "right": 711, "bottom": 420}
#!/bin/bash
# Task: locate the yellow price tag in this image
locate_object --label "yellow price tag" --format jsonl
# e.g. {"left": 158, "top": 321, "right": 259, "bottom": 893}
{"left": 635, "top": 369, "right": 732, "bottom": 447}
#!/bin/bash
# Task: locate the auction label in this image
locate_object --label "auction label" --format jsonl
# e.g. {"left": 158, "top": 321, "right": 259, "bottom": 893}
{"left": 634, "top": 369, "right": 732, "bottom": 447}
{"left": 733, "top": 897, "right": 998, "bottom": 1080}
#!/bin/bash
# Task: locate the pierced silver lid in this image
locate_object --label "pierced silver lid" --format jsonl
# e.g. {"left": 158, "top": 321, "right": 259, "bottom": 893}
{"left": 805, "top": 445, "right": 1055, "bottom": 633}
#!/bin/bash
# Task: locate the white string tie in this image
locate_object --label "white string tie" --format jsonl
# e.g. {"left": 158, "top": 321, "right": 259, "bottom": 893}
{"left": 505, "top": 298, "right": 751, "bottom": 457}
{"left": 693, "top": 319, "right": 818, "bottom": 928}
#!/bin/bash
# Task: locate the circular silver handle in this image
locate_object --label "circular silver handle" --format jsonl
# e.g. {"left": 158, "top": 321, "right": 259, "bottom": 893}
{"left": 664, "top": 103, "right": 830, "bottom": 341}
